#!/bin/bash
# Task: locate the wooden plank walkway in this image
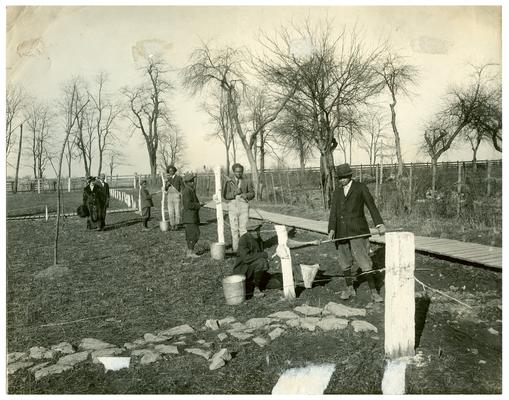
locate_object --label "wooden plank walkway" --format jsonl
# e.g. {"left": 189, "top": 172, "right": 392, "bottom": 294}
{"left": 7, "top": 208, "right": 137, "bottom": 221}
{"left": 204, "top": 202, "right": 502, "bottom": 271}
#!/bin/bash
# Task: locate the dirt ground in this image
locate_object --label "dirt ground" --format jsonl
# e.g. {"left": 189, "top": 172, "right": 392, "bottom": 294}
{"left": 6, "top": 204, "right": 502, "bottom": 394}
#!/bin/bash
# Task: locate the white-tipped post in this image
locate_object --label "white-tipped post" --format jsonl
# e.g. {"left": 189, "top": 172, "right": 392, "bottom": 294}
{"left": 213, "top": 166, "right": 225, "bottom": 244}
{"left": 138, "top": 179, "right": 142, "bottom": 214}
{"left": 67, "top": 177, "right": 71, "bottom": 192}
{"left": 382, "top": 231, "right": 415, "bottom": 395}
{"left": 274, "top": 225, "right": 296, "bottom": 300}
{"left": 37, "top": 178, "right": 41, "bottom": 194}
{"left": 45, "top": 205, "right": 49, "bottom": 221}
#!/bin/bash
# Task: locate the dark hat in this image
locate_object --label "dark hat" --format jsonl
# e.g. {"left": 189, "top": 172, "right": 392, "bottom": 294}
{"left": 246, "top": 221, "right": 262, "bottom": 231}
{"left": 336, "top": 163, "right": 353, "bottom": 178}
{"left": 167, "top": 165, "right": 177, "bottom": 173}
{"left": 183, "top": 173, "right": 197, "bottom": 182}
{"left": 86, "top": 176, "right": 96, "bottom": 183}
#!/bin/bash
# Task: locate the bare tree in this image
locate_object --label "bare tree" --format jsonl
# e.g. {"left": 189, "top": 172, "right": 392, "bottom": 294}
{"left": 357, "top": 111, "right": 388, "bottom": 170}
{"left": 158, "top": 125, "right": 187, "bottom": 171}
{"left": 257, "top": 21, "right": 384, "bottom": 207}
{"left": 25, "top": 100, "right": 53, "bottom": 179}
{"left": 470, "top": 82, "right": 502, "bottom": 152}
{"left": 6, "top": 84, "right": 25, "bottom": 158}
{"left": 463, "top": 127, "right": 484, "bottom": 171}
{"left": 107, "top": 148, "right": 129, "bottom": 180}
{"left": 54, "top": 79, "right": 89, "bottom": 265}
{"left": 375, "top": 52, "right": 418, "bottom": 182}
{"left": 182, "top": 43, "right": 294, "bottom": 197}
{"left": 423, "top": 65, "right": 493, "bottom": 191}
{"left": 122, "top": 56, "right": 173, "bottom": 181}
{"left": 88, "top": 72, "right": 120, "bottom": 175}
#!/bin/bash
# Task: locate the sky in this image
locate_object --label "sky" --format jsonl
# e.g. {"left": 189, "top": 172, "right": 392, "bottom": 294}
{"left": 5, "top": 5, "right": 502, "bottom": 178}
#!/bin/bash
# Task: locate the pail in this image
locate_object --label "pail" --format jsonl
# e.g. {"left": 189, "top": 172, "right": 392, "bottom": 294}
{"left": 210, "top": 242, "right": 225, "bottom": 260}
{"left": 300, "top": 263, "right": 320, "bottom": 289}
{"left": 222, "top": 275, "right": 246, "bottom": 305}
{"left": 160, "top": 221, "right": 170, "bottom": 232}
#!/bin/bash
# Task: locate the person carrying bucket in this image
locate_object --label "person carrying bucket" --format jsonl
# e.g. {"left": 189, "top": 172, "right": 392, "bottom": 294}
{"left": 222, "top": 163, "right": 255, "bottom": 254}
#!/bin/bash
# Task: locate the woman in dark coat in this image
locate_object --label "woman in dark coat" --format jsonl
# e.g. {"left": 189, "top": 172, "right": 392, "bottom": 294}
{"left": 82, "top": 177, "right": 105, "bottom": 230}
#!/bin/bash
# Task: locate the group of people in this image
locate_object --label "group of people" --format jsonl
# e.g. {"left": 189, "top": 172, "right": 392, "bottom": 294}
{"left": 81, "top": 161, "right": 386, "bottom": 303}
{"left": 81, "top": 173, "right": 110, "bottom": 231}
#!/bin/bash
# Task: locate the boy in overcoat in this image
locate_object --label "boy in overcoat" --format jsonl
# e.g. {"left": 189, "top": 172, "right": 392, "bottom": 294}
{"left": 140, "top": 180, "right": 154, "bottom": 231}
{"left": 327, "top": 163, "right": 386, "bottom": 302}
{"left": 182, "top": 173, "right": 203, "bottom": 258}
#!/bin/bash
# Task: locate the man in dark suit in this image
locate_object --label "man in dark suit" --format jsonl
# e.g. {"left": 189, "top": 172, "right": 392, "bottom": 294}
{"left": 182, "top": 173, "right": 204, "bottom": 258}
{"left": 83, "top": 176, "right": 105, "bottom": 231}
{"left": 97, "top": 173, "right": 110, "bottom": 230}
{"left": 328, "top": 163, "right": 386, "bottom": 302}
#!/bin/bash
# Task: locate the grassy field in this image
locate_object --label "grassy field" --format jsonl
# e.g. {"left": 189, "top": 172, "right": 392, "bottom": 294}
{"left": 6, "top": 192, "right": 502, "bottom": 394}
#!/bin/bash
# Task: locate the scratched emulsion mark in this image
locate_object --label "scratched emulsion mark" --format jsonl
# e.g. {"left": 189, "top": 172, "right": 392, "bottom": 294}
{"left": 131, "top": 39, "right": 173, "bottom": 62}
{"left": 17, "top": 37, "right": 46, "bottom": 57}
{"left": 410, "top": 36, "right": 452, "bottom": 55}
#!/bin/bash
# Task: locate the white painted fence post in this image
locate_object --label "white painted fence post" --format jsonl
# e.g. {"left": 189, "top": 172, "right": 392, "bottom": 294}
{"left": 274, "top": 224, "right": 296, "bottom": 300}
{"left": 133, "top": 173, "right": 137, "bottom": 189}
{"left": 214, "top": 166, "right": 225, "bottom": 244}
{"left": 161, "top": 172, "right": 167, "bottom": 222}
{"left": 67, "top": 177, "right": 71, "bottom": 192}
{"left": 45, "top": 205, "right": 48, "bottom": 221}
{"left": 138, "top": 180, "right": 142, "bottom": 214}
{"left": 37, "top": 178, "right": 41, "bottom": 194}
{"left": 382, "top": 231, "right": 415, "bottom": 395}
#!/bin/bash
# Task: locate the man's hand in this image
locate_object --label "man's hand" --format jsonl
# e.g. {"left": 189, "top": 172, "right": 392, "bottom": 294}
{"left": 377, "top": 224, "right": 386, "bottom": 236}
{"left": 328, "top": 230, "right": 335, "bottom": 240}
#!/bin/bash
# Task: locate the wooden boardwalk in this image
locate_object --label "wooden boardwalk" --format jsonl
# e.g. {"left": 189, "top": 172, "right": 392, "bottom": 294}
{"left": 204, "top": 202, "right": 502, "bottom": 271}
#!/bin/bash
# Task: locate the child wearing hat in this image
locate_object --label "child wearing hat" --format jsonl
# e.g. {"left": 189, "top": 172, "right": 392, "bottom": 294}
{"left": 182, "top": 173, "right": 204, "bottom": 258}
{"left": 140, "top": 180, "right": 154, "bottom": 231}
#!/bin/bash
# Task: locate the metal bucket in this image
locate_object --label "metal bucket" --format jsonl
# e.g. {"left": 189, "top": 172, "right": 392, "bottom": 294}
{"left": 300, "top": 263, "right": 320, "bottom": 289}
{"left": 222, "top": 274, "right": 246, "bottom": 305}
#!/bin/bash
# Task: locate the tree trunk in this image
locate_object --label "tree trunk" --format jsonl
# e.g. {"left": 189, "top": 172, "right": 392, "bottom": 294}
{"left": 297, "top": 134, "right": 305, "bottom": 174}
{"left": 97, "top": 150, "right": 103, "bottom": 176}
{"left": 389, "top": 101, "right": 404, "bottom": 180}
{"left": 13, "top": 124, "right": 23, "bottom": 194}
{"left": 225, "top": 145, "right": 230, "bottom": 177}
{"left": 431, "top": 158, "right": 438, "bottom": 192}
{"left": 149, "top": 149, "right": 158, "bottom": 183}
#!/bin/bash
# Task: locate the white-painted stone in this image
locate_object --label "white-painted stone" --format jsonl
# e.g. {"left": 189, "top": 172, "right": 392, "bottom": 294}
{"left": 79, "top": 338, "right": 116, "bottom": 351}
{"left": 7, "top": 352, "right": 28, "bottom": 364}
{"left": 144, "top": 333, "right": 169, "bottom": 343}
{"left": 205, "top": 319, "right": 220, "bottom": 330}
{"left": 300, "top": 317, "right": 320, "bottom": 331}
{"left": 294, "top": 305, "right": 323, "bottom": 316}
{"left": 7, "top": 361, "right": 34, "bottom": 375}
{"left": 35, "top": 364, "right": 73, "bottom": 381}
{"left": 324, "top": 302, "right": 366, "bottom": 318}
{"left": 268, "top": 311, "right": 300, "bottom": 320}
{"left": 317, "top": 318, "right": 349, "bottom": 331}
{"left": 209, "top": 348, "right": 231, "bottom": 370}
{"left": 154, "top": 344, "right": 179, "bottom": 355}
{"left": 228, "top": 330, "right": 253, "bottom": 340}
{"left": 185, "top": 348, "right": 211, "bottom": 360}
{"left": 218, "top": 316, "right": 236, "bottom": 326}
{"left": 209, "top": 357, "right": 225, "bottom": 370}
{"left": 272, "top": 363, "right": 336, "bottom": 394}
{"left": 57, "top": 351, "right": 89, "bottom": 366}
{"left": 268, "top": 327, "right": 285, "bottom": 340}
{"left": 253, "top": 337, "right": 269, "bottom": 348}
{"left": 97, "top": 357, "right": 131, "bottom": 371}
{"left": 160, "top": 324, "right": 195, "bottom": 336}
{"left": 352, "top": 320, "right": 378, "bottom": 333}
{"left": 245, "top": 317, "right": 273, "bottom": 329}
{"left": 51, "top": 342, "right": 75, "bottom": 355}
{"left": 91, "top": 348, "right": 123, "bottom": 364}
{"left": 29, "top": 346, "right": 56, "bottom": 360}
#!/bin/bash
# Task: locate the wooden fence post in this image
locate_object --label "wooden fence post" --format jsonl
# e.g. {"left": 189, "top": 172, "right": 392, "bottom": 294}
{"left": 382, "top": 231, "right": 415, "bottom": 395}
{"left": 270, "top": 173, "right": 278, "bottom": 205}
{"left": 487, "top": 160, "right": 492, "bottom": 197}
{"left": 274, "top": 224, "right": 296, "bottom": 300}
{"left": 456, "top": 161, "right": 462, "bottom": 218}
{"left": 214, "top": 166, "right": 225, "bottom": 244}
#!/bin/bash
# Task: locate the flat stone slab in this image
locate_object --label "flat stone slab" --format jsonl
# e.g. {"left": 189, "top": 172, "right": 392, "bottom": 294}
{"left": 28, "top": 362, "right": 50, "bottom": 373}
{"left": 91, "top": 348, "right": 123, "bottom": 364}
{"left": 57, "top": 351, "right": 89, "bottom": 366}
{"left": 79, "top": 338, "right": 116, "bottom": 351}
{"left": 7, "top": 361, "right": 34, "bottom": 375}
{"left": 123, "top": 342, "right": 137, "bottom": 350}
{"left": 51, "top": 342, "right": 75, "bottom": 355}
{"left": 268, "top": 311, "right": 300, "bottom": 320}
{"left": 154, "top": 344, "right": 179, "bottom": 355}
{"left": 268, "top": 327, "right": 285, "bottom": 341}
{"left": 35, "top": 364, "right": 73, "bottom": 381}
{"left": 228, "top": 330, "right": 254, "bottom": 340}
{"left": 209, "top": 348, "right": 232, "bottom": 371}
{"left": 29, "top": 346, "right": 56, "bottom": 360}
{"left": 253, "top": 337, "right": 269, "bottom": 348}
{"left": 7, "top": 352, "right": 28, "bottom": 364}
{"left": 133, "top": 339, "right": 146, "bottom": 347}
{"left": 185, "top": 348, "right": 211, "bottom": 360}
{"left": 317, "top": 318, "right": 349, "bottom": 331}
{"left": 218, "top": 316, "right": 236, "bottom": 326}
{"left": 294, "top": 305, "right": 324, "bottom": 316}
{"left": 140, "top": 351, "right": 161, "bottom": 365}
{"left": 351, "top": 320, "right": 378, "bottom": 333}
{"left": 300, "top": 317, "right": 321, "bottom": 332}
{"left": 205, "top": 319, "right": 220, "bottom": 330}
{"left": 160, "top": 324, "right": 195, "bottom": 336}
{"left": 229, "top": 322, "right": 248, "bottom": 331}
{"left": 144, "top": 333, "right": 170, "bottom": 343}
{"left": 324, "top": 302, "right": 366, "bottom": 318}
{"left": 217, "top": 333, "right": 228, "bottom": 342}
{"left": 245, "top": 318, "right": 273, "bottom": 329}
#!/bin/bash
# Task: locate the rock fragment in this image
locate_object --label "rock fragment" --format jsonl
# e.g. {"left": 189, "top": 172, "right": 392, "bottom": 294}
{"left": 245, "top": 318, "right": 273, "bottom": 329}
{"left": 29, "top": 346, "right": 56, "bottom": 360}
{"left": 7, "top": 361, "right": 34, "bottom": 375}
{"left": 154, "top": 344, "right": 179, "bottom": 355}
{"left": 228, "top": 330, "right": 253, "bottom": 340}
{"left": 209, "top": 348, "right": 232, "bottom": 370}
{"left": 160, "top": 324, "right": 195, "bottom": 336}
{"left": 205, "top": 319, "right": 220, "bottom": 330}
{"left": 268, "top": 311, "right": 300, "bottom": 320}
{"left": 317, "top": 317, "right": 349, "bottom": 331}
{"left": 57, "top": 351, "right": 89, "bottom": 366}
{"left": 253, "top": 337, "right": 269, "bottom": 348}
{"left": 351, "top": 320, "right": 378, "bottom": 333}
{"left": 144, "top": 333, "right": 169, "bottom": 343}
{"left": 185, "top": 348, "right": 211, "bottom": 360}
{"left": 268, "top": 327, "right": 285, "bottom": 340}
{"left": 217, "top": 333, "right": 228, "bottom": 341}
{"left": 51, "top": 342, "right": 75, "bottom": 355}
{"left": 294, "top": 305, "right": 323, "bottom": 316}
{"left": 7, "top": 352, "right": 28, "bottom": 364}
{"left": 35, "top": 364, "right": 72, "bottom": 381}
{"left": 324, "top": 302, "right": 366, "bottom": 318}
